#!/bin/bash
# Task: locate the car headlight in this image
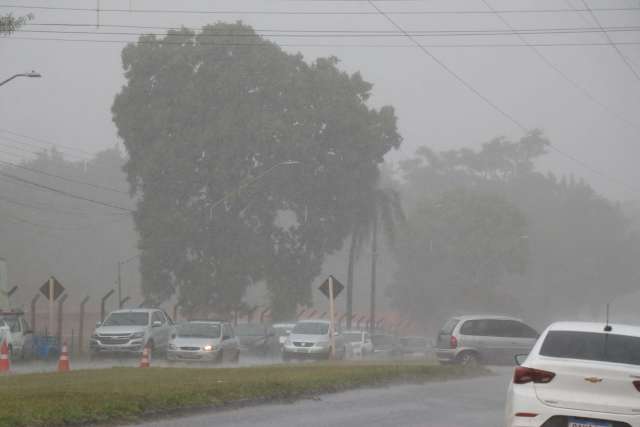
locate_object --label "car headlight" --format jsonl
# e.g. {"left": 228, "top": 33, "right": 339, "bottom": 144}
{"left": 203, "top": 345, "right": 215, "bottom": 351}
{"left": 131, "top": 331, "right": 145, "bottom": 339}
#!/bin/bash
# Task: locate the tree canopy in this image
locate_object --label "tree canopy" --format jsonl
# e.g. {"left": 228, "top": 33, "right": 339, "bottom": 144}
{"left": 112, "top": 23, "right": 401, "bottom": 319}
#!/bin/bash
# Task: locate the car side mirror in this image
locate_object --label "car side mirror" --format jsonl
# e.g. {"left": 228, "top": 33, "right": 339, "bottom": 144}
{"left": 515, "top": 354, "right": 528, "bottom": 366}
{"left": 152, "top": 321, "right": 162, "bottom": 328}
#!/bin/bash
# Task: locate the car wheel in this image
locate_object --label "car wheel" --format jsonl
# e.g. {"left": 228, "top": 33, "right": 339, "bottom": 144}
{"left": 457, "top": 351, "right": 480, "bottom": 367}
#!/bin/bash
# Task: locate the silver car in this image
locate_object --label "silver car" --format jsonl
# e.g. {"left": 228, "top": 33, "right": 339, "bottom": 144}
{"left": 90, "top": 308, "right": 174, "bottom": 356}
{"left": 435, "top": 315, "right": 539, "bottom": 366}
{"left": 282, "top": 320, "right": 346, "bottom": 361}
{"left": 167, "top": 321, "right": 240, "bottom": 363}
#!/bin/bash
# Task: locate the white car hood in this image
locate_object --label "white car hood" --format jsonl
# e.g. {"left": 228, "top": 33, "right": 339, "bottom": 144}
{"left": 95, "top": 325, "right": 147, "bottom": 335}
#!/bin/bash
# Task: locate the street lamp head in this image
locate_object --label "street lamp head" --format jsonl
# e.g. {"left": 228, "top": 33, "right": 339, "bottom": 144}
{"left": 25, "top": 71, "right": 42, "bottom": 78}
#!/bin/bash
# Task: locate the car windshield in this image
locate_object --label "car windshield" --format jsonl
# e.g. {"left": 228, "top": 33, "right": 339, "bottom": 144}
{"left": 0, "top": 317, "right": 20, "bottom": 333}
{"left": 540, "top": 330, "right": 640, "bottom": 366}
{"left": 292, "top": 322, "right": 329, "bottom": 335}
{"left": 272, "top": 326, "right": 293, "bottom": 337}
{"left": 103, "top": 312, "right": 149, "bottom": 326}
{"left": 177, "top": 323, "right": 221, "bottom": 338}
{"left": 234, "top": 324, "right": 265, "bottom": 336}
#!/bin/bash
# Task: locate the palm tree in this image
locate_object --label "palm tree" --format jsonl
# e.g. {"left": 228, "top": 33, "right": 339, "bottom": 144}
{"left": 345, "top": 185, "right": 404, "bottom": 331}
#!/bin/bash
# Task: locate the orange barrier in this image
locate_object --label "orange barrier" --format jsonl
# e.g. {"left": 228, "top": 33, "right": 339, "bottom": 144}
{"left": 0, "top": 339, "right": 9, "bottom": 373}
{"left": 139, "top": 345, "right": 150, "bottom": 368}
{"left": 57, "top": 341, "right": 70, "bottom": 372}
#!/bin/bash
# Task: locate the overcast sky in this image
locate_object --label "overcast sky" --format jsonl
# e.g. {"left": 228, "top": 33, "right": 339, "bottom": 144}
{"left": 1, "top": 0, "right": 639, "bottom": 199}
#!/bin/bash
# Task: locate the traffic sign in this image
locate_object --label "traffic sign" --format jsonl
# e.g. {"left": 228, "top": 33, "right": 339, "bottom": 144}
{"left": 39, "top": 277, "right": 65, "bottom": 301}
{"left": 319, "top": 275, "right": 344, "bottom": 300}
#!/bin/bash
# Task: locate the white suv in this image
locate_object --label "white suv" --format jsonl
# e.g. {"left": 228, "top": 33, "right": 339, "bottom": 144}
{"left": 506, "top": 321, "right": 640, "bottom": 427}
{"left": 0, "top": 309, "right": 34, "bottom": 359}
{"left": 90, "top": 309, "right": 174, "bottom": 356}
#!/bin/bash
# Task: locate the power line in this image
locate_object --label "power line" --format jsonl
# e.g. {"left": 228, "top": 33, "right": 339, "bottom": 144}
{"left": 0, "top": 134, "right": 89, "bottom": 160}
{"left": 480, "top": 0, "right": 640, "bottom": 132}
{"left": 0, "top": 171, "right": 134, "bottom": 212}
{"left": 0, "top": 193, "right": 117, "bottom": 217}
{"left": 0, "top": 128, "right": 95, "bottom": 157}
{"left": 2, "top": 3, "right": 639, "bottom": 15}
{"left": 0, "top": 159, "right": 129, "bottom": 194}
{"left": 365, "top": 0, "right": 640, "bottom": 195}
{"left": 580, "top": 0, "right": 640, "bottom": 82}
{"left": 6, "top": 36, "right": 640, "bottom": 49}
{"left": 14, "top": 25, "right": 640, "bottom": 37}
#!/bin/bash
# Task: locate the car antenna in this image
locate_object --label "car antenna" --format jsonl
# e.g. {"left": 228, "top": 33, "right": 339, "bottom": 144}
{"left": 604, "top": 303, "right": 612, "bottom": 332}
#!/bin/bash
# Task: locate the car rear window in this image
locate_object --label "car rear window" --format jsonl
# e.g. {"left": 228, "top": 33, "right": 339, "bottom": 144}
{"left": 540, "top": 331, "right": 640, "bottom": 366}
{"left": 440, "top": 318, "right": 459, "bottom": 335}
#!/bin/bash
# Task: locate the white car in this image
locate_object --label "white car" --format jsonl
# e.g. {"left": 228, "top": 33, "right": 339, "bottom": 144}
{"left": 343, "top": 330, "right": 373, "bottom": 358}
{"left": 506, "top": 321, "right": 640, "bottom": 427}
{"left": 0, "top": 310, "right": 34, "bottom": 359}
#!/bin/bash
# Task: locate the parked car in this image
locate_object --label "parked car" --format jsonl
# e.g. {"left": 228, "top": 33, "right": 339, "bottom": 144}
{"left": 167, "top": 320, "right": 239, "bottom": 363}
{"left": 436, "top": 314, "right": 539, "bottom": 366}
{"left": 90, "top": 308, "right": 174, "bottom": 357}
{"left": 282, "top": 320, "right": 346, "bottom": 361}
{"left": 234, "top": 323, "right": 278, "bottom": 357}
{"left": 399, "top": 336, "right": 430, "bottom": 359}
{"left": 0, "top": 309, "right": 33, "bottom": 359}
{"left": 506, "top": 321, "right": 640, "bottom": 427}
{"left": 272, "top": 322, "right": 296, "bottom": 348}
{"left": 371, "top": 332, "right": 401, "bottom": 359}
{"left": 342, "top": 329, "right": 373, "bottom": 358}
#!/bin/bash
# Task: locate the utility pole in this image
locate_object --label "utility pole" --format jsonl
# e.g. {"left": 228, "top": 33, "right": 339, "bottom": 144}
{"left": 117, "top": 261, "right": 122, "bottom": 309}
{"left": 369, "top": 208, "right": 378, "bottom": 336}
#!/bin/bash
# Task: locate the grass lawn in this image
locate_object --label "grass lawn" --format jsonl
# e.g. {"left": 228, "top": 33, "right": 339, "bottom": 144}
{"left": 0, "top": 362, "right": 481, "bottom": 427}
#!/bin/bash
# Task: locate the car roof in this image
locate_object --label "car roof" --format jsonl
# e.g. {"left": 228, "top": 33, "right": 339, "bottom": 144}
{"left": 109, "top": 308, "right": 158, "bottom": 314}
{"left": 450, "top": 314, "right": 524, "bottom": 322}
{"left": 547, "top": 321, "right": 640, "bottom": 336}
{"left": 185, "top": 320, "right": 225, "bottom": 325}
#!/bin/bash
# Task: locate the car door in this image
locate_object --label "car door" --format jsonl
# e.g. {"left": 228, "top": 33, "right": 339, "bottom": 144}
{"left": 503, "top": 320, "right": 538, "bottom": 359}
{"left": 151, "top": 311, "right": 169, "bottom": 349}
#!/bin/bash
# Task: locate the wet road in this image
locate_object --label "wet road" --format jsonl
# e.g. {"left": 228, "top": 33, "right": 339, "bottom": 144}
{"left": 135, "top": 368, "right": 512, "bottom": 427}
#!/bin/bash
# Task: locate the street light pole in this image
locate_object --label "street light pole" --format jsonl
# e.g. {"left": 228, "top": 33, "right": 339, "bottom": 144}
{"left": 0, "top": 71, "right": 41, "bottom": 87}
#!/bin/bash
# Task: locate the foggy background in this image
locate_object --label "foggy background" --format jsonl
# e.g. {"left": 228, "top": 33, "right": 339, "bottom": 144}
{"left": 1, "top": 0, "right": 639, "bottom": 333}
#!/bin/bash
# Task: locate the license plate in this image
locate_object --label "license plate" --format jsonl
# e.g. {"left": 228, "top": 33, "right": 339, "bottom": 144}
{"left": 568, "top": 417, "right": 612, "bottom": 427}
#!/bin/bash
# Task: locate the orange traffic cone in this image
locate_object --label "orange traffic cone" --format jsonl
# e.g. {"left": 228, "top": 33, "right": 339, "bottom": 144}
{"left": 57, "top": 341, "right": 70, "bottom": 372}
{"left": 0, "top": 339, "right": 10, "bottom": 373}
{"left": 139, "top": 345, "right": 150, "bottom": 368}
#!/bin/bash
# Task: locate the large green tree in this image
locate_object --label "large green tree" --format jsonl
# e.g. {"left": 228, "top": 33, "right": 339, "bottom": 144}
{"left": 393, "top": 132, "right": 640, "bottom": 327}
{"left": 112, "top": 24, "right": 401, "bottom": 319}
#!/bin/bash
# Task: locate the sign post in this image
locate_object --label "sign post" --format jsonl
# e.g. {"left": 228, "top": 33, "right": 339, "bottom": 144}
{"left": 49, "top": 278, "right": 54, "bottom": 337}
{"left": 39, "top": 276, "right": 65, "bottom": 337}
{"left": 318, "top": 275, "right": 344, "bottom": 360}
{"left": 328, "top": 276, "right": 335, "bottom": 359}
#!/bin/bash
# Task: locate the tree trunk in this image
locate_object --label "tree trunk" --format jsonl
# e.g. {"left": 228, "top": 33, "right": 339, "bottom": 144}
{"left": 369, "top": 209, "right": 378, "bottom": 335}
{"left": 346, "top": 231, "right": 358, "bottom": 329}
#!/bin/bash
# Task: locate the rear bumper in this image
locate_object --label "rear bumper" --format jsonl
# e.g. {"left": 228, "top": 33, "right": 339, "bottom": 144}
{"left": 167, "top": 349, "right": 220, "bottom": 362}
{"left": 506, "top": 382, "right": 640, "bottom": 427}
{"left": 436, "top": 348, "right": 457, "bottom": 363}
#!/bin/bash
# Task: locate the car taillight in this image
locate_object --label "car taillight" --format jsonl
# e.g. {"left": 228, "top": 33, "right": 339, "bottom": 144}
{"left": 514, "top": 367, "right": 555, "bottom": 384}
{"left": 633, "top": 381, "right": 640, "bottom": 392}
{"left": 450, "top": 336, "right": 458, "bottom": 349}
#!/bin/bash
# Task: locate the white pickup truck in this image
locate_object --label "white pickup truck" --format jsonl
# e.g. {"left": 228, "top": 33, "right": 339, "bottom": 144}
{"left": 0, "top": 310, "right": 34, "bottom": 359}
